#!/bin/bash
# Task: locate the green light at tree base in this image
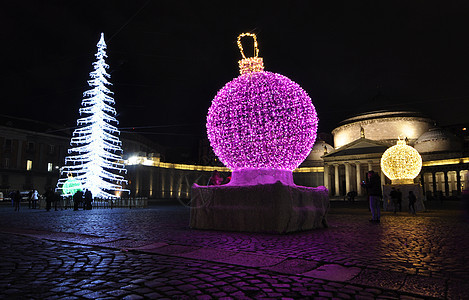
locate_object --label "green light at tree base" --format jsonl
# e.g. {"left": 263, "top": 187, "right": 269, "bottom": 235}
{"left": 62, "top": 176, "right": 83, "bottom": 196}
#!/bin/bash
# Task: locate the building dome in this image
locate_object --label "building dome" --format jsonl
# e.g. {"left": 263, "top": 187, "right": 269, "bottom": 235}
{"left": 305, "top": 140, "right": 334, "bottom": 162}
{"left": 332, "top": 110, "right": 434, "bottom": 148}
{"left": 414, "top": 127, "right": 463, "bottom": 153}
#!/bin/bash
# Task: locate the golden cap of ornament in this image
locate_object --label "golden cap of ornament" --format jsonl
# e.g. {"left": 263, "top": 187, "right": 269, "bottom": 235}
{"left": 237, "top": 33, "right": 264, "bottom": 75}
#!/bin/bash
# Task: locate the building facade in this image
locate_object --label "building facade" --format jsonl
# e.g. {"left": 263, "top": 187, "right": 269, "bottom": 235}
{"left": 3, "top": 110, "right": 467, "bottom": 201}
{"left": 0, "top": 115, "right": 70, "bottom": 193}
{"left": 0, "top": 115, "right": 162, "bottom": 196}
{"left": 321, "top": 111, "right": 469, "bottom": 199}
{"left": 124, "top": 154, "right": 323, "bottom": 199}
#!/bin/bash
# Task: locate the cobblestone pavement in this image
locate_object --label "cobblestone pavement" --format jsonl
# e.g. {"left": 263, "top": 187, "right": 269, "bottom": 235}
{"left": 0, "top": 200, "right": 468, "bottom": 299}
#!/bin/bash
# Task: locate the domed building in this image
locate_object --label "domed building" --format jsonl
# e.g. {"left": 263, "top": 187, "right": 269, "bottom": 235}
{"left": 413, "top": 127, "right": 467, "bottom": 200}
{"left": 414, "top": 128, "right": 463, "bottom": 153}
{"left": 332, "top": 110, "right": 434, "bottom": 148}
{"left": 301, "top": 139, "right": 334, "bottom": 167}
{"left": 320, "top": 110, "right": 469, "bottom": 199}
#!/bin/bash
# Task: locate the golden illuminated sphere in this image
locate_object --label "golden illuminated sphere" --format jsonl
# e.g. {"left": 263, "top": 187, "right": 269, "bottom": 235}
{"left": 380, "top": 140, "right": 422, "bottom": 184}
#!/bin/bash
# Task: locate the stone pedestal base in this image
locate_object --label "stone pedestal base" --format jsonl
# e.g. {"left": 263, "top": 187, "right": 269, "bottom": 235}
{"left": 382, "top": 184, "right": 425, "bottom": 212}
{"left": 190, "top": 182, "right": 329, "bottom": 234}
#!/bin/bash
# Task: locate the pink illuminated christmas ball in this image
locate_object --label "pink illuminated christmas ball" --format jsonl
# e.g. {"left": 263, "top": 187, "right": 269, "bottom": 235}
{"left": 207, "top": 71, "right": 318, "bottom": 171}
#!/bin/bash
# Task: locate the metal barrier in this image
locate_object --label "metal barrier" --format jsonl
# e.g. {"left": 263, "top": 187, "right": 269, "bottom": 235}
{"left": 93, "top": 198, "right": 148, "bottom": 209}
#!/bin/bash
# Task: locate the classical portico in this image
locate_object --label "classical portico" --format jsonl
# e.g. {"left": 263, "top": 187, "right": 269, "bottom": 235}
{"left": 420, "top": 159, "right": 469, "bottom": 198}
{"left": 322, "top": 137, "right": 390, "bottom": 197}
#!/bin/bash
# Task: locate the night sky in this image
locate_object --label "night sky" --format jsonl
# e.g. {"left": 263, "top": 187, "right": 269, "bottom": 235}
{"left": 4, "top": 1, "right": 469, "bottom": 160}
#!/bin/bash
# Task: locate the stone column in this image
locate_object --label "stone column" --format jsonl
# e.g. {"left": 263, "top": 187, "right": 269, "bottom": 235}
{"left": 345, "top": 163, "right": 351, "bottom": 195}
{"left": 380, "top": 170, "right": 386, "bottom": 188}
{"left": 323, "top": 164, "right": 331, "bottom": 195}
{"left": 432, "top": 172, "right": 437, "bottom": 196}
{"left": 355, "top": 162, "right": 362, "bottom": 195}
{"left": 135, "top": 168, "right": 140, "bottom": 197}
{"left": 444, "top": 171, "right": 449, "bottom": 197}
{"left": 421, "top": 172, "right": 426, "bottom": 197}
{"left": 334, "top": 164, "right": 340, "bottom": 196}
{"left": 149, "top": 171, "right": 153, "bottom": 198}
{"left": 368, "top": 161, "right": 373, "bottom": 171}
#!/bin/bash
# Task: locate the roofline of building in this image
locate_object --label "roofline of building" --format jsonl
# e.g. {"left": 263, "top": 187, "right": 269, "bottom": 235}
{"left": 336, "top": 110, "right": 434, "bottom": 128}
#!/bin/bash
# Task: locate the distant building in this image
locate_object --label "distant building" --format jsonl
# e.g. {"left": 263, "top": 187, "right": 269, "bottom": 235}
{"left": 0, "top": 115, "right": 163, "bottom": 195}
{"left": 316, "top": 111, "right": 469, "bottom": 198}
{"left": 0, "top": 115, "right": 70, "bottom": 193}
{"left": 3, "top": 110, "right": 468, "bottom": 201}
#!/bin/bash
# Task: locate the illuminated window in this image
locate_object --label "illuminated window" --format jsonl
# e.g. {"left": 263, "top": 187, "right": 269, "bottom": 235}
{"left": 26, "top": 160, "right": 33, "bottom": 171}
{"left": 47, "top": 163, "right": 53, "bottom": 172}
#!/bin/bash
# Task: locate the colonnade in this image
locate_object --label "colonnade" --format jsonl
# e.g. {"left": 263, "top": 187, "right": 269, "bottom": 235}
{"left": 421, "top": 168, "right": 469, "bottom": 198}
{"left": 325, "top": 162, "right": 469, "bottom": 199}
{"left": 323, "top": 160, "right": 386, "bottom": 197}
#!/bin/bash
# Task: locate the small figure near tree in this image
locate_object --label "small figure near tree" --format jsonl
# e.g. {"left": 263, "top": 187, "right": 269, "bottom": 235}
{"left": 208, "top": 170, "right": 223, "bottom": 185}
{"left": 84, "top": 189, "right": 93, "bottom": 210}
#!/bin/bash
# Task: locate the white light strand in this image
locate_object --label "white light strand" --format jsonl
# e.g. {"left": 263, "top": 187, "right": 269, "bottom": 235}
{"left": 57, "top": 33, "right": 128, "bottom": 199}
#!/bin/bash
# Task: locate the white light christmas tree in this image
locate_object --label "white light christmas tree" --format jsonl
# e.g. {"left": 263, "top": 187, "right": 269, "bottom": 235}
{"left": 57, "top": 33, "right": 128, "bottom": 199}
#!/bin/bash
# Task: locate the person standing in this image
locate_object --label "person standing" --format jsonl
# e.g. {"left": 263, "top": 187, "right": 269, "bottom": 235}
{"left": 84, "top": 189, "right": 93, "bottom": 210}
{"left": 208, "top": 170, "right": 223, "bottom": 185}
{"left": 31, "top": 189, "right": 39, "bottom": 209}
{"left": 73, "top": 190, "right": 84, "bottom": 211}
{"left": 13, "top": 190, "right": 21, "bottom": 211}
{"left": 53, "top": 191, "right": 61, "bottom": 211}
{"left": 397, "top": 189, "right": 403, "bottom": 212}
{"left": 408, "top": 191, "right": 417, "bottom": 215}
{"left": 361, "top": 170, "right": 382, "bottom": 223}
{"left": 44, "top": 188, "right": 54, "bottom": 212}
{"left": 390, "top": 187, "right": 399, "bottom": 214}
{"left": 28, "top": 190, "right": 33, "bottom": 209}
{"left": 462, "top": 177, "right": 469, "bottom": 221}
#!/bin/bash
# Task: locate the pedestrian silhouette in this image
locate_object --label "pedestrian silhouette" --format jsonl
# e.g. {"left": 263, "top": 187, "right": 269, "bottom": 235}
{"left": 13, "top": 190, "right": 21, "bottom": 211}
{"left": 347, "top": 191, "right": 357, "bottom": 203}
{"left": 84, "top": 189, "right": 93, "bottom": 210}
{"left": 28, "top": 190, "right": 33, "bottom": 209}
{"left": 73, "top": 190, "right": 84, "bottom": 211}
{"left": 390, "top": 187, "right": 399, "bottom": 214}
{"left": 44, "top": 188, "right": 54, "bottom": 212}
{"left": 462, "top": 177, "right": 469, "bottom": 221}
{"left": 53, "top": 191, "right": 61, "bottom": 211}
{"left": 408, "top": 191, "right": 417, "bottom": 215}
{"left": 31, "top": 189, "right": 39, "bottom": 209}
{"left": 396, "top": 189, "right": 402, "bottom": 212}
{"left": 361, "top": 170, "right": 382, "bottom": 223}
{"left": 208, "top": 170, "right": 223, "bottom": 185}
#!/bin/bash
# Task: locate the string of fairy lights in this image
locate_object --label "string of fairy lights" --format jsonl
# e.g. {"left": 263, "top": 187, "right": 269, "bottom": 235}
{"left": 207, "top": 33, "right": 318, "bottom": 172}
{"left": 53, "top": 30, "right": 427, "bottom": 196}
{"left": 57, "top": 33, "right": 128, "bottom": 199}
{"left": 237, "top": 32, "right": 264, "bottom": 75}
{"left": 380, "top": 139, "right": 422, "bottom": 184}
